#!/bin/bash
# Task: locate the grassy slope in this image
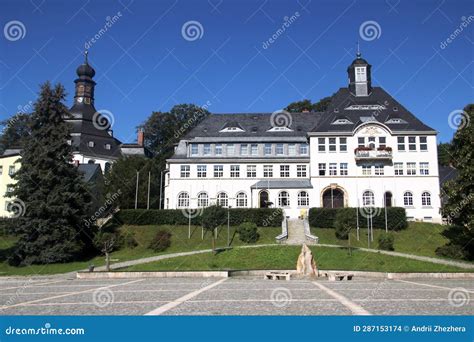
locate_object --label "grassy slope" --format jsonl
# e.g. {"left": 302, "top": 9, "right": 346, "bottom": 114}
{"left": 0, "top": 225, "right": 280, "bottom": 276}
{"left": 124, "top": 245, "right": 469, "bottom": 273}
{"left": 312, "top": 222, "right": 452, "bottom": 258}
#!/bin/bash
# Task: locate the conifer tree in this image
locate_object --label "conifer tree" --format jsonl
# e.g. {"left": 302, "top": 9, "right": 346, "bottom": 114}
{"left": 8, "top": 82, "right": 95, "bottom": 266}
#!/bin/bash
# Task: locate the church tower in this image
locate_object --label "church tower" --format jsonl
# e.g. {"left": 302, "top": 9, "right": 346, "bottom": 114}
{"left": 73, "top": 51, "right": 96, "bottom": 107}
{"left": 347, "top": 48, "right": 372, "bottom": 97}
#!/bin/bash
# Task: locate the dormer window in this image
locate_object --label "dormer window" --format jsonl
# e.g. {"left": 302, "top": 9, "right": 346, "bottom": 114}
{"left": 88, "top": 141, "right": 95, "bottom": 147}
{"left": 104, "top": 143, "right": 111, "bottom": 150}
{"left": 267, "top": 126, "right": 293, "bottom": 132}
{"left": 385, "top": 118, "right": 406, "bottom": 124}
{"left": 220, "top": 122, "right": 245, "bottom": 133}
{"left": 332, "top": 118, "right": 353, "bottom": 125}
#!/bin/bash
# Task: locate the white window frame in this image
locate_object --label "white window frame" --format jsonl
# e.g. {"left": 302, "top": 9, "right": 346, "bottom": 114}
{"left": 247, "top": 165, "right": 256, "bottom": 178}
{"left": 197, "top": 192, "right": 209, "bottom": 207}
{"left": 362, "top": 190, "right": 375, "bottom": 206}
{"left": 298, "top": 191, "right": 309, "bottom": 207}
{"left": 421, "top": 191, "right": 431, "bottom": 207}
{"left": 177, "top": 192, "right": 190, "bottom": 208}
{"left": 197, "top": 165, "right": 207, "bottom": 178}
{"left": 214, "top": 165, "right": 223, "bottom": 178}
{"left": 216, "top": 192, "right": 228, "bottom": 207}
{"left": 263, "top": 165, "right": 273, "bottom": 178}
{"left": 280, "top": 165, "right": 290, "bottom": 178}
{"left": 404, "top": 191, "right": 414, "bottom": 207}
{"left": 340, "top": 163, "right": 348, "bottom": 176}
{"left": 230, "top": 165, "right": 240, "bottom": 178}
{"left": 278, "top": 191, "right": 290, "bottom": 207}
{"left": 296, "top": 165, "right": 307, "bottom": 178}
{"left": 235, "top": 192, "right": 247, "bottom": 207}
{"left": 180, "top": 165, "right": 190, "bottom": 178}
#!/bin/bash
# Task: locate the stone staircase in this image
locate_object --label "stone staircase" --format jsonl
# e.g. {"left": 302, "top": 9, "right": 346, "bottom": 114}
{"left": 284, "top": 218, "right": 318, "bottom": 245}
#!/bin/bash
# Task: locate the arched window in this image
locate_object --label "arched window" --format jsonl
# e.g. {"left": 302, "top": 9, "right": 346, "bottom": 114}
{"left": 362, "top": 190, "right": 375, "bottom": 206}
{"left": 235, "top": 192, "right": 247, "bottom": 207}
{"left": 177, "top": 192, "right": 190, "bottom": 208}
{"left": 278, "top": 191, "right": 290, "bottom": 207}
{"left": 404, "top": 191, "right": 413, "bottom": 206}
{"left": 216, "top": 192, "right": 228, "bottom": 207}
{"left": 197, "top": 192, "right": 209, "bottom": 207}
{"left": 298, "top": 191, "right": 309, "bottom": 207}
{"left": 421, "top": 191, "right": 431, "bottom": 206}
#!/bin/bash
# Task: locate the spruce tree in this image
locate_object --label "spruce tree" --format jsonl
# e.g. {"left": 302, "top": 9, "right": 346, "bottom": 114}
{"left": 8, "top": 82, "right": 95, "bottom": 266}
{"left": 436, "top": 104, "right": 474, "bottom": 260}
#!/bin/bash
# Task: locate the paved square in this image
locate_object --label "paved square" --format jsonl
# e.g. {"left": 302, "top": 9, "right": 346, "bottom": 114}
{"left": 0, "top": 277, "right": 472, "bottom": 315}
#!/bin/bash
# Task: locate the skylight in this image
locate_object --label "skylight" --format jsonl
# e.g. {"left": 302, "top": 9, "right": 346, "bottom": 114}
{"left": 332, "top": 118, "right": 353, "bottom": 125}
{"left": 385, "top": 118, "right": 407, "bottom": 124}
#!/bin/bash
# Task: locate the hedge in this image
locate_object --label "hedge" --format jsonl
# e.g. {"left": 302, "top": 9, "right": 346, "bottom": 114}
{"left": 308, "top": 207, "right": 407, "bottom": 231}
{"left": 116, "top": 208, "right": 283, "bottom": 227}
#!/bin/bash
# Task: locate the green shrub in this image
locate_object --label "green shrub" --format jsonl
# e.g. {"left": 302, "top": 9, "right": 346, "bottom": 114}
{"left": 435, "top": 244, "right": 467, "bottom": 260}
{"left": 378, "top": 232, "right": 395, "bottom": 251}
{"left": 148, "top": 230, "right": 172, "bottom": 252}
{"left": 119, "top": 230, "right": 138, "bottom": 249}
{"left": 116, "top": 208, "right": 283, "bottom": 227}
{"left": 309, "top": 207, "right": 407, "bottom": 230}
{"left": 334, "top": 210, "right": 353, "bottom": 240}
{"left": 237, "top": 222, "right": 260, "bottom": 243}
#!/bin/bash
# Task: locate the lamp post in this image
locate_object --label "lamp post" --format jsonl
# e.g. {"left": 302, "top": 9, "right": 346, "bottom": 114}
{"left": 227, "top": 206, "right": 231, "bottom": 247}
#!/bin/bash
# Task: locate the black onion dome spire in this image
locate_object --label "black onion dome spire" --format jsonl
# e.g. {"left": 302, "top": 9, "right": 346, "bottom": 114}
{"left": 76, "top": 50, "right": 96, "bottom": 78}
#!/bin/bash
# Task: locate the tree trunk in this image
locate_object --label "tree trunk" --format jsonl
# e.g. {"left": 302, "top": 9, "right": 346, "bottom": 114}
{"left": 105, "top": 252, "right": 110, "bottom": 271}
{"left": 212, "top": 236, "right": 215, "bottom": 254}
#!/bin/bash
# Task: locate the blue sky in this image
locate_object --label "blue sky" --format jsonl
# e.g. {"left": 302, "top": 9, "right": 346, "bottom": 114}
{"left": 0, "top": 0, "right": 473, "bottom": 143}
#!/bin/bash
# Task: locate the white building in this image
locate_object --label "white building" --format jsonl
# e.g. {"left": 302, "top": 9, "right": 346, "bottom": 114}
{"left": 164, "top": 53, "right": 442, "bottom": 223}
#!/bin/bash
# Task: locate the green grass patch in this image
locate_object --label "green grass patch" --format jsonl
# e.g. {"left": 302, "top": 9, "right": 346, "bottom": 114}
{"left": 123, "top": 245, "right": 470, "bottom": 273}
{"left": 0, "top": 225, "right": 280, "bottom": 276}
{"left": 312, "top": 222, "right": 457, "bottom": 259}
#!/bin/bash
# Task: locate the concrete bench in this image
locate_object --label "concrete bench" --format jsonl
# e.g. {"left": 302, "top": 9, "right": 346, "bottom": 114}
{"left": 264, "top": 272, "right": 291, "bottom": 281}
{"left": 328, "top": 273, "right": 354, "bottom": 281}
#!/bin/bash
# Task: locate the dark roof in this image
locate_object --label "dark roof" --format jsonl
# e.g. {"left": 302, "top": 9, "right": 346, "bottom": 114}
{"left": 183, "top": 112, "right": 322, "bottom": 139}
{"left": 438, "top": 165, "right": 458, "bottom": 186}
{"left": 77, "top": 163, "right": 101, "bottom": 182}
{"left": 311, "top": 87, "right": 436, "bottom": 133}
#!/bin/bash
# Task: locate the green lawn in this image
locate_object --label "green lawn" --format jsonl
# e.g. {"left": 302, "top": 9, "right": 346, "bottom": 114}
{"left": 123, "top": 245, "right": 470, "bottom": 273}
{"left": 0, "top": 225, "right": 281, "bottom": 276}
{"left": 312, "top": 222, "right": 456, "bottom": 259}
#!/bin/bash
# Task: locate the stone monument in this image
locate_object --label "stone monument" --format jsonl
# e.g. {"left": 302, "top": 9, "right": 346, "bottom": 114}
{"left": 296, "top": 243, "right": 318, "bottom": 277}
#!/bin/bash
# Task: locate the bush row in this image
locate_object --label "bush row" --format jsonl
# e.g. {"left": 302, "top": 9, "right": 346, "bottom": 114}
{"left": 309, "top": 207, "right": 407, "bottom": 231}
{"left": 116, "top": 208, "right": 283, "bottom": 227}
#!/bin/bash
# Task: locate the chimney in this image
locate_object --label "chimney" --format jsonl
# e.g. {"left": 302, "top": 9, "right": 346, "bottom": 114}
{"left": 137, "top": 129, "right": 144, "bottom": 146}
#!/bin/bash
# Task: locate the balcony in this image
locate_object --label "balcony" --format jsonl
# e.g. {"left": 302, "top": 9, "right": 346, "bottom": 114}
{"left": 354, "top": 147, "right": 393, "bottom": 161}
